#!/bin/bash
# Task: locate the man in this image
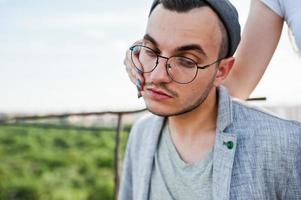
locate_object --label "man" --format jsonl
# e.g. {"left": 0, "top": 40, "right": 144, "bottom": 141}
{"left": 119, "top": 0, "right": 301, "bottom": 199}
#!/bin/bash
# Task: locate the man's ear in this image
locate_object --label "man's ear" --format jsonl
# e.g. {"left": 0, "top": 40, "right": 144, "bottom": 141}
{"left": 214, "top": 57, "right": 235, "bottom": 86}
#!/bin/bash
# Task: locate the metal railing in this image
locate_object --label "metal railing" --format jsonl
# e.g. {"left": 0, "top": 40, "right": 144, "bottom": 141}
{"left": 0, "top": 108, "right": 148, "bottom": 200}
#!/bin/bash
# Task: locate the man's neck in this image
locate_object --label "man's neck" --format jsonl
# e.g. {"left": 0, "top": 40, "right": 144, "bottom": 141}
{"left": 166, "top": 89, "right": 219, "bottom": 164}
{"left": 168, "top": 89, "right": 218, "bottom": 137}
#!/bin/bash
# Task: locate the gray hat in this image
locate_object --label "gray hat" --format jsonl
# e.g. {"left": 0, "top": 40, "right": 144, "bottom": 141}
{"left": 149, "top": 0, "right": 241, "bottom": 57}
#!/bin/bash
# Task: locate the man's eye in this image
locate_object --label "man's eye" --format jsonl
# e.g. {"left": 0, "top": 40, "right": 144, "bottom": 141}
{"left": 145, "top": 49, "right": 157, "bottom": 57}
{"left": 177, "top": 57, "right": 196, "bottom": 68}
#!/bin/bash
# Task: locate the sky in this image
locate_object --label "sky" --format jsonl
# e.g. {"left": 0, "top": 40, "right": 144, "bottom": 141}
{"left": 0, "top": 0, "right": 301, "bottom": 114}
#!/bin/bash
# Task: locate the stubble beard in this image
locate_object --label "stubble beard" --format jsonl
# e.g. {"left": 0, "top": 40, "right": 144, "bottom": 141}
{"left": 146, "top": 71, "right": 217, "bottom": 117}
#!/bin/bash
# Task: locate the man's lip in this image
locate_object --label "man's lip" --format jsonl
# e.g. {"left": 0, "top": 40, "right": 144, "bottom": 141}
{"left": 147, "top": 88, "right": 173, "bottom": 98}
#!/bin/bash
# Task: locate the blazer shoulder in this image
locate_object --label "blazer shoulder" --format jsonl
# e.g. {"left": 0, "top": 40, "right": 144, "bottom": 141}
{"left": 128, "top": 114, "right": 164, "bottom": 149}
{"left": 231, "top": 99, "right": 301, "bottom": 151}
{"left": 131, "top": 114, "right": 162, "bottom": 134}
{"left": 231, "top": 100, "right": 301, "bottom": 170}
{"left": 232, "top": 99, "right": 301, "bottom": 131}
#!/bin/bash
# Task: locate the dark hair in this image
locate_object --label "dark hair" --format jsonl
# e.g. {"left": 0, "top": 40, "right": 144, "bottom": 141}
{"left": 149, "top": 0, "right": 229, "bottom": 59}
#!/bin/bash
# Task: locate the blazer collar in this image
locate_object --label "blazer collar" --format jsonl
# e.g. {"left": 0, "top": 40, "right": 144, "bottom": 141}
{"left": 138, "top": 116, "right": 166, "bottom": 200}
{"left": 216, "top": 86, "right": 233, "bottom": 132}
{"left": 213, "top": 86, "right": 237, "bottom": 200}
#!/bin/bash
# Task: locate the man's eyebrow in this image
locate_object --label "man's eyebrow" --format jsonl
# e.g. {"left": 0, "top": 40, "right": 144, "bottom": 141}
{"left": 143, "top": 34, "right": 158, "bottom": 46}
{"left": 175, "top": 44, "right": 207, "bottom": 57}
{"left": 143, "top": 34, "right": 207, "bottom": 57}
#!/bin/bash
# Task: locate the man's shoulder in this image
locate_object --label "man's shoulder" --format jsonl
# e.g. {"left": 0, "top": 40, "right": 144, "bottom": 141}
{"left": 128, "top": 114, "right": 164, "bottom": 145}
{"left": 134, "top": 113, "right": 161, "bottom": 125}
{"left": 230, "top": 100, "right": 301, "bottom": 175}
{"left": 131, "top": 113, "right": 163, "bottom": 133}
{"left": 231, "top": 99, "right": 301, "bottom": 131}
{"left": 230, "top": 99, "right": 301, "bottom": 151}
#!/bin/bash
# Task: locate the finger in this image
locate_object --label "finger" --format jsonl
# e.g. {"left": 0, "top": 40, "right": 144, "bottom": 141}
{"left": 126, "top": 40, "right": 145, "bottom": 91}
{"left": 125, "top": 40, "right": 142, "bottom": 65}
{"left": 126, "top": 48, "right": 145, "bottom": 87}
{"left": 124, "top": 49, "right": 137, "bottom": 84}
{"left": 129, "top": 47, "right": 145, "bottom": 81}
{"left": 126, "top": 60, "right": 144, "bottom": 92}
{"left": 134, "top": 67, "right": 145, "bottom": 90}
{"left": 138, "top": 91, "right": 142, "bottom": 98}
{"left": 130, "top": 48, "right": 143, "bottom": 72}
{"left": 125, "top": 57, "right": 138, "bottom": 85}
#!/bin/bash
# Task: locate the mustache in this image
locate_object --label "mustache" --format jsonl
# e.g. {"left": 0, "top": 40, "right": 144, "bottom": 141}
{"left": 143, "top": 82, "right": 178, "bottom": 97}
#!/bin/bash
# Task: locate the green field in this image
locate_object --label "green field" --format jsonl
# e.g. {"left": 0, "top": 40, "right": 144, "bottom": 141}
{"left": 0, "top": 124, "right": 129, "bottom": 200}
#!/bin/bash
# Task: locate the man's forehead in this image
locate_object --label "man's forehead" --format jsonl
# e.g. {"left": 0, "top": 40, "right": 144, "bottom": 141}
{"left": 148, "top": 4, "right": 219, "bottom": 23}
{"left": 147, "top": 5, "right": 222, "bottom": 40}
{"left": 143, "top": 33, "right": 208, "bottom": 58}
{"left": 146, "top": 5, "right": 222, "bottom": 57}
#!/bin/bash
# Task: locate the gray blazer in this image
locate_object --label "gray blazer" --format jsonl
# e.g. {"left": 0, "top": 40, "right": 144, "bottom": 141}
{"left": 119, "top": 87, "right": 301, "bottom": 200}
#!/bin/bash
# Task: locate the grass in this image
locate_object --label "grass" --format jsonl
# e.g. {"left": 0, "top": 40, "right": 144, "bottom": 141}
{"left": 0, "top": 124, "right": 129, "bottom": 200}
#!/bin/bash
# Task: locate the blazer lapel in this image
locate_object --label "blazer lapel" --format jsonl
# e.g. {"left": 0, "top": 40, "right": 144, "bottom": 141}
{"left": 213, "top": 131, "right": 237, "bottom": 200}
{"left": 138, "top": 116, "right": 166, "bottom": 200}
{"left": 213, "top": 86, "right": 237, "bottom": 200}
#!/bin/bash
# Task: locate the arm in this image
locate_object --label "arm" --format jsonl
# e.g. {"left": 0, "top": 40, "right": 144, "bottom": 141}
{"left": 224, "top": 0, "right": 284, "bottom": 100}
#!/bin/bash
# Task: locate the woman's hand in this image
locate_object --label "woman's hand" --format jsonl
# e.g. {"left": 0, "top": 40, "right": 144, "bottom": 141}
{"left": 124, "top": 40, "right": 145, "bottom": 98}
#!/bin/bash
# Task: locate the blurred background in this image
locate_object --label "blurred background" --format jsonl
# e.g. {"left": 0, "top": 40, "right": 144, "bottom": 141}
{"left": 0, "top": 0, "right": 301, "bottom": 199}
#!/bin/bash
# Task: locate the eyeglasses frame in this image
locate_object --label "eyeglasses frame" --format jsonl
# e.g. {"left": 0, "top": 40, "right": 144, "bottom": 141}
{"left": 129, "top": 44, "right": 224, "bottom": 84}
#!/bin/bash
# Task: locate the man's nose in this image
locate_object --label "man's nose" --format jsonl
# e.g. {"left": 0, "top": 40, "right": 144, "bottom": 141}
{"left": 149, "top": 57, "right": 172, "bottom": 84}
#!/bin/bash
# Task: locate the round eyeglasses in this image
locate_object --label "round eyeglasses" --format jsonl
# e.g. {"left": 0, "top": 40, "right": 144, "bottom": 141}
{"left": 130, "top": 45, "right": 223, "bottom": 84}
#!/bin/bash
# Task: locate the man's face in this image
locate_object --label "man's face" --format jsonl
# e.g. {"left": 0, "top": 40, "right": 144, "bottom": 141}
{"left": 141, "top": 5, "right": 224, "bottom": 116}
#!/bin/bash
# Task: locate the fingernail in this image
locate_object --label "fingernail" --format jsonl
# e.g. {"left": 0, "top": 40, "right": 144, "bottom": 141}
{"left": 133, "top": 47, "right": 140, "bottom": 54}
{"left": 136, "top": 79, "right": 142, "bottom": 91}
{"left": 138, "top": 92, "right": 142, "bottom": 99}
{"left": 135, "top": 67, "right": 142, "bottom": 74}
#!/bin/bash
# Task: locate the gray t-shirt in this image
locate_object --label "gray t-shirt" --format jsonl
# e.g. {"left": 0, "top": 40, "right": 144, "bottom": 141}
{"left": 149, "top": 124, "right": 213, "bottom": 200}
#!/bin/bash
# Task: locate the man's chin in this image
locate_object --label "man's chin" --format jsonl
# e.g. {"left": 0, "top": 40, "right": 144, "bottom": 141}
{"left": 146, "top": 106, "right": 172, "bottom": 117}
{"left": 145, "top": 92, "right": 211, "bottom": 117}
{"left": 144, "top": 100, "right": 174, "bottom": 116}
{"left": 146, "top": 105, "right": 196, "bottom": 117}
